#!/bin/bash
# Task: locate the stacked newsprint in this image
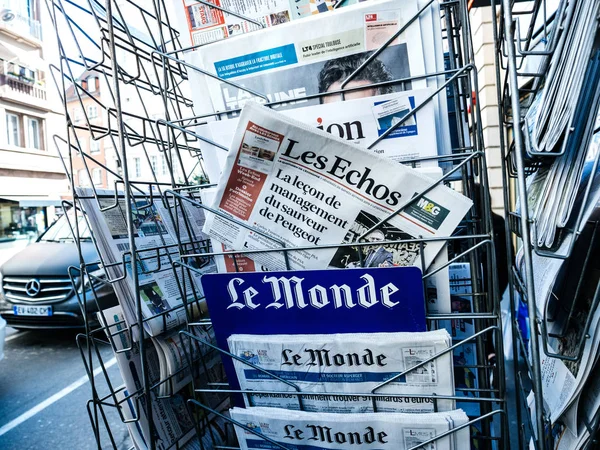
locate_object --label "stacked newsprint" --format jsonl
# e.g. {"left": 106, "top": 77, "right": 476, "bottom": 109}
{"left": 101, "top": 305, "right": 226, "bottom": 449}
{"left": 184, "top": 0, "right": 476, "bottom": 445}
{"left": 77, "top": 187, "right": 214, "bottom": 337}
{"left": 519, "top": 132, "right": 600, "bottom": 448}
{"left": 522, "top": 0, "right": 600, "bottom": 249}
{"left": 78, "top": 187, "right": 225, "bottom": 448}
{"left": 514, "top": 1, "right": 600, "bottom": 447}
{"left": 80, "top": 1, "right": 478, "bottom": 448}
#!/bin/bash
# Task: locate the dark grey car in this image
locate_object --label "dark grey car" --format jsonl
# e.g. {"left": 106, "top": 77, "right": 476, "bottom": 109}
{"left": 0, "top": 215, "right": 118, "bottom": 329}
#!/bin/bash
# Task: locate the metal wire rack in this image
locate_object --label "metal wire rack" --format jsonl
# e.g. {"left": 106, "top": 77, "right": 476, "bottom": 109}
{"left": 493, "top": 0, "right": 600, "bottom": 448}
{"left": 47, "top": 0, "right": 508, "bottom": 448}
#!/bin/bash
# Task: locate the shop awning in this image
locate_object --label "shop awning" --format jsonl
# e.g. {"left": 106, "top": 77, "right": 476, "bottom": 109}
{"left": 0, "top": 196, "right": 63, "bottom": 207}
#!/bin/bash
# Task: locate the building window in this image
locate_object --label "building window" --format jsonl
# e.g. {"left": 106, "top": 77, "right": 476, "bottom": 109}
{"left": 6, "top": 113, "right": 20, "bottom": 146}
{"left": 133, "top": 157, "right": 141, "bottom": 178}
{"left": 150, "top": 155, "right": 157, "bottom": 174}
{"left": 78, "top": 169, "right": 90, "bottom": 187}
{"left": 6, "top": 112, "right": 44, "bottom": 149}
{"left": 87, "top": 77, "right": 97, "bottom": 93}
{"left": 90, "top": 137, "right": 100, "bottom": 154}
{"left": 91, "top": 168, "right": 102, "bottom": 185}
{"left": 72, "top": 107, "right": 83, "bottom": 123}
{"left": 87, "top": 105, "right": 98, "bottom": 119}
{"left": 160, "top": 154, "right": 167, "bottom": 175}
{"left": 27, "top": 117, "right": 41, "bottom": 150}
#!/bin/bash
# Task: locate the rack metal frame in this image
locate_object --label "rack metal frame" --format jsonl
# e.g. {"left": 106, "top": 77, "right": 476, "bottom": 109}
{"left": 492, "top": 0, "right": 600, "bottom": 448}
{"left": 47, "top": 0, "right": 509, "bottom": 448}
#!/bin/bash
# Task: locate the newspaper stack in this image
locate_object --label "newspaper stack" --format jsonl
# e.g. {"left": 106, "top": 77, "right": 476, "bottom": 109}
{"left": 230, "top": 407, "right": 470, "bottom": 450}
{"left": 553, "top": 363, "right": 600, "bottom": 450}
{"left": 203, "top": 102, "right": 472, "bottom": 273}
{"left": 524, "top": 0, "right": 599, "bottom": 155}
{"left": 522, "top": 0, "right": 600, "bottom": 249}
{"left": 227, "top": 330, "right": 454, "bottom": 413}
{"left": 115, "top": 387, "right": 228, "bottom": 450}
{"left": 101, "top": 306, "right": 224, "bottom": 449}
{"left": 78, "top": 187, "right": 216, "bottom": 336}
{"left": 187, "top": 0, "right": 454, "bottom": 181}
{"left": 153, "top": 324, "right": 219, "bottom": 397}
{"left": 519, "top": 159, "right": 600, "bottom": 436}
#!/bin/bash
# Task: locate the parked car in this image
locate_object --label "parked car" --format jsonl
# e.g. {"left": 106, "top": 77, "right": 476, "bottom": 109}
{"left": 0, "top": 214, "right": 118, "bottom": 329}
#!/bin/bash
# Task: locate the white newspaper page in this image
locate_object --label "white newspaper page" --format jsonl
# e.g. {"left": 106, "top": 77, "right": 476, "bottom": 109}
{"left": 201, "top": 89, "right": 440, "bottom": 182}
{"left": 188, "top": 0, "right": 428, "bottom": 117}
{"left": 173, "top": 0, "right": 352, "bottom": 48}
{"left": 203, "top": 102, "right": 472, "bottom": 271}
{"left": 78, "top": 188, "right": 215, "bottom": 336}
{"left": 152, "top": 325, "right": 220, "bottom": 396}
{"left": 230, "top": 407, "right": 470, "bottom": 450}
{"left": 538, "top": 300, "right": 600, "bottom": 431}
{"left": 227, "top": 330, "right": 455, "bottom": 413}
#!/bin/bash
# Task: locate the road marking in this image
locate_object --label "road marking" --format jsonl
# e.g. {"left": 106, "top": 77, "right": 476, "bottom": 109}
{"left": 0, "top": 357, "right": 118, "bottom": 437}
{"left": 5, "top": 331, "right": 30, "bottom": 343}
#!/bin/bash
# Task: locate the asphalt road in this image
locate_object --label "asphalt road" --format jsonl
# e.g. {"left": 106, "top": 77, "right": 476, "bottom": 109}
{"left": 0, "top": 328, "right": 130, "bottom": 450}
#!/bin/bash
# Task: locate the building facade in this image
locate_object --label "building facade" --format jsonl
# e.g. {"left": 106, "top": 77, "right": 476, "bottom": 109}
{"left": 66, "top": 70, "right": 118, "bottom": 190}
{"left": 0, "top": 0, "right": 68, "bottom": 239}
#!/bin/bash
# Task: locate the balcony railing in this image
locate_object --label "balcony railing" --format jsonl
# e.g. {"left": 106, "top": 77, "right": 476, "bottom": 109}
{"left": 0, "top": 74, "right": 46, "bottom": 100}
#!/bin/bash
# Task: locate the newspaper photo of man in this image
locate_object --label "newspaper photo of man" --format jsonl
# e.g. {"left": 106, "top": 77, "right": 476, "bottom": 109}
{"left": 362, "top": 229, "right": 394, "bottom": 267}
{"left": 318, "top": 53, "right": 395, "bottom": 103}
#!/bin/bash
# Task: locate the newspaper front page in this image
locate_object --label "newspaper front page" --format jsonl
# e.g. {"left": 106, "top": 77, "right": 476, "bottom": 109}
{"left": 227, "top": 330, "right": 454, "bottom": 413}
{"left": 230, "top": 407, "right": 470, "bottom": 450}
{"left": 78, "top": 188, "right": 215, "bottom": 336}
{"left": 187, "top": 0, "right": 453, "bottom": 175}
{"left": 203, "top": 102, "right": 472, "bottom": 272}
{"left": 188, "top": 0, "right": 426, "bottom": 115}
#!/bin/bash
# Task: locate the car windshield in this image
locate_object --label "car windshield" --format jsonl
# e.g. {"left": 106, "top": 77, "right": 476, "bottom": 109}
{"left": 39, "top": 215, "right": 92, "bottom": 243}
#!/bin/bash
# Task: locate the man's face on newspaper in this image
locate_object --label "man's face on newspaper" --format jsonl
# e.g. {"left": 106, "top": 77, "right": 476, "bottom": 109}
{"left": 323, "top": 79, "right": 378, "bottom": 104}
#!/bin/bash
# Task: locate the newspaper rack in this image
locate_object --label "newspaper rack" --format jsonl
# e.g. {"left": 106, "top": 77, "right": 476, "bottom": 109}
{"left": 47, "top": 0, "right": 509, "bottom": 448}
{"left": 494, "top": 0, "right": 600, "bottom": 448}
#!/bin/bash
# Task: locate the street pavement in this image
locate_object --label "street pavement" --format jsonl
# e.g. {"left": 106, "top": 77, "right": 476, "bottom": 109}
{"left": 0, "top": 328, "right": 130, "bottom": 449}
{"left": 0, "top": 239, "right": 131, "bottom": 449}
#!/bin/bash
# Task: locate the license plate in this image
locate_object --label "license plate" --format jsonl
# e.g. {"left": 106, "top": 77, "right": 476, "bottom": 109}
{"left": 13, "top": 305, "right": 53, "bottom": 316}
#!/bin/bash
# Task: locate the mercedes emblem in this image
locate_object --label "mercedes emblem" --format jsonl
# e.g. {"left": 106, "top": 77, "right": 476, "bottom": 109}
{"left": 25, "top": 279, "right": 41, "bottom": 297}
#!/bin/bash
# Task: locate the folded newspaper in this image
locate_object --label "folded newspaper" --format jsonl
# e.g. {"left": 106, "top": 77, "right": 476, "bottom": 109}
{"left": 227, "top": 330, "right": 454, "bottom": 413}
{"left": 115, "top": 386, "right": 228, "bottom": 450}
{"left": 100, "top": 305, "right": 224, "bottom": 449}
{"left": 203, "top": 102, "right": 472, "bottom": 272}
{"left": 230, "top": 407, "right": 470, "bottom": 450}
{"left": 78, "top": 187, "right": 215, "bottom": 336}
{"left": 98, "top": 305, "right": 221, "bottom": 396}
